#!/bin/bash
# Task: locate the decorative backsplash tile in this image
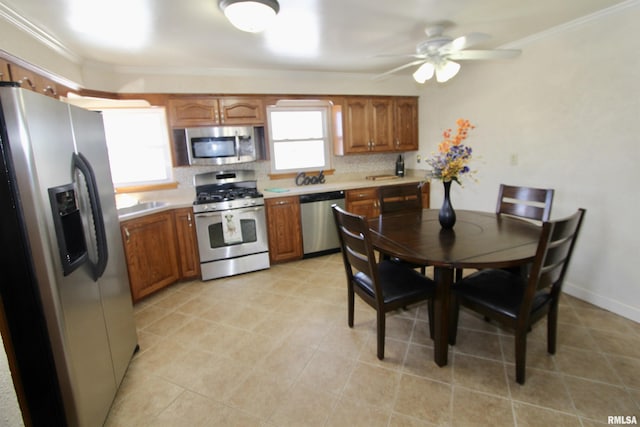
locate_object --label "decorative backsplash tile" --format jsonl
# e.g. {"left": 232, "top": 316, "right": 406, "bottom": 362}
{"left": 172, "top": 152, "right": 404, "bottom": 189}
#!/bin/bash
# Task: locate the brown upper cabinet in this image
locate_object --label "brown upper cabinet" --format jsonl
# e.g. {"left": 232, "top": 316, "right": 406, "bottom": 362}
{"left": 340, "top": 96, "right": 394, "bottom": 154}
{"left": 1, "top": 59, "right": 10, "bottom": 82}
{"left": 336, "top": 96, "right": 418, "bottom": 155}
{"left": 393, "top": 97, "right": 419, "bottom": 152}
{"left": 8, "top": 63, "right": 59, "bottom": 98}
{"left": 167, "top": 96, "right": 265, "bottom": 127}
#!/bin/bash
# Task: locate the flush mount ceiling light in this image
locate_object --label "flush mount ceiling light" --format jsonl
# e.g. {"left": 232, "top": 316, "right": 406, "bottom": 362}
{"left": 219, "top": 0, "right": 280, "bottom": 33}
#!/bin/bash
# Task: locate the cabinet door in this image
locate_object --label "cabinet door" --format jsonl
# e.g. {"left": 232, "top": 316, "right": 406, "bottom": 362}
{"left": 369, "top": 97, "right": 394, "bottom": 152}
{"left": 8, "top": 63, "right": 59, "bottom": 98}
{"left": 173, "top": 208, "right": 200, "bottom": 280}
{"left": 121, "top": 212, "right": 180, "bottom": 302}
{"left": 394, "top": 97, "right": 419, "bottom": 151}
{"left": 421, "top": 181, "right": 430, "bottom": 209}
{"left": 167, "top": 98, "right": 220, "bottom": 127}
{"left": 346, "top": 187, "right": 380, "bottom": 218}
{"left": 0, "top": 59, "right": 10, "bottom": 82}
{"left": 343, "top": 98, "right": 371, "bottom": 153}
{"left": 265, "top": 197, "right": 303, "bottom": 263}
{"left": 219, "top": 97, "right": 264, "bottom": 125}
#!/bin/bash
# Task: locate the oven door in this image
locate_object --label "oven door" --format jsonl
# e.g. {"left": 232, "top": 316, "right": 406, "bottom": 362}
{"left": 194, "top": 205, "right": 268, "bottom": 263}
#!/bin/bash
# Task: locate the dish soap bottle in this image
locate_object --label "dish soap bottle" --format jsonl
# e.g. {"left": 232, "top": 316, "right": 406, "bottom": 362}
{"left": 395, "top": 154, "right": 405, "bottom": 177}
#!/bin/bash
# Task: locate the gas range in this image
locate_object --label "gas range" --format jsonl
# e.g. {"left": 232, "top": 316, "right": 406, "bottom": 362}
{"left": 192, "top": 171, "right": 264, "bottom": 213}
{"left": 191, "top": 170, "right": 270, "bottom": 280}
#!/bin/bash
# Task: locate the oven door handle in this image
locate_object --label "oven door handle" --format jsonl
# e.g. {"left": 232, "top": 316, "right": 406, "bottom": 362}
{"left": 195, "top": 207, "right": 264, "bottom": 218}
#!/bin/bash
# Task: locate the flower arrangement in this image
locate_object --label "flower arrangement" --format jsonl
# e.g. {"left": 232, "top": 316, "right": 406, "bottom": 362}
{"left": 426, "top": 118, "right": 475, "bottom": 185}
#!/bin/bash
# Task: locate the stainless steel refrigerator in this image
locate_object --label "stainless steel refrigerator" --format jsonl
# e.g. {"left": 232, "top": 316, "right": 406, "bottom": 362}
{"left": 0, "top": 83, "right": 138, "bottom": 426}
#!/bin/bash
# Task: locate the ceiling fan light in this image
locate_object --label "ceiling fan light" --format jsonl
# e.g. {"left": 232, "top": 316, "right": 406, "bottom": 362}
{"left": 435, "top": 60, "right": 461, "bottom": 83}
{"left": 412, "top": 62, "right": 435, "bottom": 84}
{"left": 219, "top": 0, "right": 280, "bottom": 33}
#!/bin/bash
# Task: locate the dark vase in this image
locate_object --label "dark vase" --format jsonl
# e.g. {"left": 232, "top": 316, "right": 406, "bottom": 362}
{"left": 439, "top": 180, "right": 456, "bottom": 229}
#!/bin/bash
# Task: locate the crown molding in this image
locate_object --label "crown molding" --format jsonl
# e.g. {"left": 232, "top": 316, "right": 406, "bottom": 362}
{"left": 500, "top": 0, "right": 640, "bottom": 49}
{"left": 0, "top": 2, "right": 81, "bottom": 63}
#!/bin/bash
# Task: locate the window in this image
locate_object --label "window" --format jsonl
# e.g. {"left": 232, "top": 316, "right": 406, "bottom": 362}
{"left": 100, "top": 107, "right": 174, "bottom": 189}
{"left": 267, "top": 101, "right": 333, "bottom": 174}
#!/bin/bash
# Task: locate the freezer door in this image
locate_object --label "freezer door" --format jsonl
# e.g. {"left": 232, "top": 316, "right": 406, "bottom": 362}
{"left": 69, "top": 105, "right": 138, "bottom": 386}
{"left": 5, "top": 88, "right": 119, "bottom": 426}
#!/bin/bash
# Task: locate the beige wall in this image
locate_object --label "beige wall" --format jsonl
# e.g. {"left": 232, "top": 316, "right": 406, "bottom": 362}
{"left": 413, "top": 3, "right": 640, "bottom": 321}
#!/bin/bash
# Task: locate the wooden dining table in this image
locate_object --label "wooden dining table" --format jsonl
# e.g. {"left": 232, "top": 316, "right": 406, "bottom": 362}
{"left": 368, "top": 209, "right": 542, "bottom": 366}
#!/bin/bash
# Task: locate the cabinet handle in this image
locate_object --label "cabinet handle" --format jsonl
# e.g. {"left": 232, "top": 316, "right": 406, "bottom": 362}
{"left": 43, "top": 85, "right": 57, "bottom": 97}
{"left": 20, "top": 76, "right": 36, "bottom": 90}
{"left": 187, "top": 213, "right": 192, "bottom": 226}
{"left": 124, "top": 227, "right": 130, "bottom": 242}
{"left": 276, "top": 200, "right": 288, "bottom": 205}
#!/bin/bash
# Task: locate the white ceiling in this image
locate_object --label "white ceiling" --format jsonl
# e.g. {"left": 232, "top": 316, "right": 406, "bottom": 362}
{"left": 0, "top": 0, "right": 630, "bottom": 77}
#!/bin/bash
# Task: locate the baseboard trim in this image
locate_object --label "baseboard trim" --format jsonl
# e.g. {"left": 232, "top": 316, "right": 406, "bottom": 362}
{"left": 563, "top": 281, "right": 640, "bottom": 323}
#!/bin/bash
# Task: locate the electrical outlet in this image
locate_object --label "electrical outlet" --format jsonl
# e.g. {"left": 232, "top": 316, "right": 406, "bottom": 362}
{"left": 510, "top": 153, "right": 518, "bottom": 166}
{"left": 417, "top": 154, "right": 421, "bottom": 163}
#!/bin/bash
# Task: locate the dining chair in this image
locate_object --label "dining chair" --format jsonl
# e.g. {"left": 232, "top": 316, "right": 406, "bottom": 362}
{"left": 488, "top": 183, "right": 555, "bottom": 279}
{"left": 449, "top": 208, "right": 586, "bottom": 384}
{"left": 331, "top": 204, "right": 436, "bottom": 360}
{"left": 496, "top": 184, "right": 554, "bottom": 222}
{"left": 378, "top": 183, "right": 428, "bottom": 275}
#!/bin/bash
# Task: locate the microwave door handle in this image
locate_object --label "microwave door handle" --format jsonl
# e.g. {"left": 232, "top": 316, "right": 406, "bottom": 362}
{"left": 235, "top": 134, "right": 240, "bottom": 161}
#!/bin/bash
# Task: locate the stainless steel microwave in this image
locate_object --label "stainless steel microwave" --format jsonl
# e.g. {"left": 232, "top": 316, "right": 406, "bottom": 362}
{"left": 185, "top": 126, "right": 257, "bottom": 166}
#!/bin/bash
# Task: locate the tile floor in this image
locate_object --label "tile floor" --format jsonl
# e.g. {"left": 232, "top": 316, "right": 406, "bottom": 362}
{"left": 105, "top": 254, "right": 640, "bottom": 426}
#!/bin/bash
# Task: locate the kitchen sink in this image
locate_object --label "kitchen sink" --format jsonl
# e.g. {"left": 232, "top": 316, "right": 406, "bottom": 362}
{"left": 117, "top": 201, "right": 170, "bottom": 219}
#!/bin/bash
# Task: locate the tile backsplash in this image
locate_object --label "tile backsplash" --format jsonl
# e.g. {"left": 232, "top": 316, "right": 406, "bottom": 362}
{"left": 173, "top": 152, "right": 404, "bottom": 189}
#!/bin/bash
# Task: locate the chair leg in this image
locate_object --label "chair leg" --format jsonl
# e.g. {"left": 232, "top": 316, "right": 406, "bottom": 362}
{"left": 547, "top": 303, "right": 559, "bottom": 354}
{"left": 427, "top": 299, "right": 434, "bottom": 339}
{"left": 377, "top": 311, "right": 386, "bottom": 360}
{"left": 449, "top": 296, "right": 460, "bottom": 346}
{"left": 347, "top": 286, "right": 355, "bottom": 328}
{"left": 515, "top": 330, "right": 527, "bottom": 385}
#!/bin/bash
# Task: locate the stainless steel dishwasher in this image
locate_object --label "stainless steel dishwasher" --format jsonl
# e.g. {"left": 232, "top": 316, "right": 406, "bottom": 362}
{"left": 299, "top": 190, "right": 345, "bottom": 257}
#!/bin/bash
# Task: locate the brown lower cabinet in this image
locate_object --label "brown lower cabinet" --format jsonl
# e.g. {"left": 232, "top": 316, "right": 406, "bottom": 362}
{"left": 265, "top": 196, "right": 303, "bottom": 263}
{"left": 345, "top": 182, "right": 429, "bottom": 218}
{"left": 345, "top": 187, "right": 380, "bottom": 218}
{"left": 120, "top": 210, "right": 184, "bottom": 303}
{"left": 173, "top": 207, "right": 201, "bottom": 280}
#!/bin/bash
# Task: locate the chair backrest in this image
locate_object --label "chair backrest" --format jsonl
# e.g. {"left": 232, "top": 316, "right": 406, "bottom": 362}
{"left": 332, "top": 204, "right": 383, "bottom": 301}
{"left": 521, "top": 208, "right": 586, "bottom": 317}
{"left": 379, "top": 183, "right": 423, "bottom": 214}
{"left": 496, "top": 184, "right": 554, "bottom": 222}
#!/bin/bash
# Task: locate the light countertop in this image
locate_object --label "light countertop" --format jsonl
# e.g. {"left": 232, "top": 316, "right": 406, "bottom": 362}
{"left": 117, "top": 170, "right": 428, "bottom": 221}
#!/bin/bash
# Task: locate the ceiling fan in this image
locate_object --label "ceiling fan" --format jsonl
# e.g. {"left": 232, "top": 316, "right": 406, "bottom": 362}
{"left": 375, "top": 25, "right": 521, "bottom": 83}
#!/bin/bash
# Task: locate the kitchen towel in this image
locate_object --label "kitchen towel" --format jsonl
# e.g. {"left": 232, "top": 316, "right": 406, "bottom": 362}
{"left": 221, "top": 211, "right": 243, "bottom": 244}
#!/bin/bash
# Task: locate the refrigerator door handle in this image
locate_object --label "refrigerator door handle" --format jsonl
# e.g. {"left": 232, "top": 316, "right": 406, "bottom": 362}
{"left": 72, "top": 152, "right": 109, "bottom": 280}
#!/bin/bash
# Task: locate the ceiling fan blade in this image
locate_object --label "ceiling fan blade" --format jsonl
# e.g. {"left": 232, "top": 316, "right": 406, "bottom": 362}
{"left": 373, "top": 59, "right": 426, "bottom": 80}
{"left": 375, "top": 53, "right": 426, "bottom": 59}
{"left": 447, "top": 49, "right": 521, "bottom": 60}
{"left": 439, "top": 32, "right": 491, "bottom": 53}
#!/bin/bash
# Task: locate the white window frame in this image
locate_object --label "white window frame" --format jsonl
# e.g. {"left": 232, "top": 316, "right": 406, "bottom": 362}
{"left": 266, "top": 100, "right": 333, "bottom": 175}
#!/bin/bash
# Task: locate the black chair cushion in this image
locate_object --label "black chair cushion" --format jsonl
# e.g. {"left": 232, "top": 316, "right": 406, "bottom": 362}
{"left": 454, "top": 269, "right": 551, "bottom": 319}
{"left": 354, "top": 260, "right": 435, "bottom": 305}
